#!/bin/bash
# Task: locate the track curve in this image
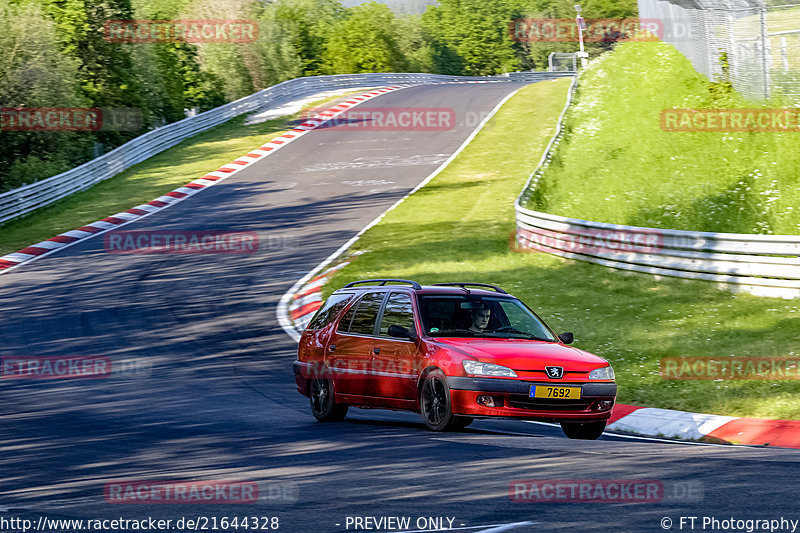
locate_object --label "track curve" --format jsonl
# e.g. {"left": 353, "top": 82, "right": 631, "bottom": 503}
{"left": 1, "top": 81, "right": 798, "bottom": 532}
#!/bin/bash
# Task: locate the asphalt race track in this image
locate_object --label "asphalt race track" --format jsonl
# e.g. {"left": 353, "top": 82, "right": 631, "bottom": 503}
{"left": 1, "top": 82, "right": 799, "bottom": 533}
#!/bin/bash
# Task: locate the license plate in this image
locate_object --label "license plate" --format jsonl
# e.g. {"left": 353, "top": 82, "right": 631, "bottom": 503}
{"left": 530, "top": 385, "right": 582, "bottom": 399}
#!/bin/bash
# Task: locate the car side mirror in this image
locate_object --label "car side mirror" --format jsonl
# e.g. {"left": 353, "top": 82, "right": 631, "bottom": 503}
{"left": 388, "top": 324, "right": 417, "bottom": 341}
{"left": 558, "top": 332, "right": 574, "bottom": 344}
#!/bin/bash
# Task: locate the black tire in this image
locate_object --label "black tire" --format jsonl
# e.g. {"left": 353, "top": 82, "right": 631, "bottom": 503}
{"left": 309, "top": 375, "right": 348, "bottom": 422}
{"left": 560, "top": 420, "right": 607, "bottom": 440}
{"left": 451, "top": 416, "right": 474, "bottom": 430}
{"left": 419, "top": 370, "right": 457, "bottom": 431}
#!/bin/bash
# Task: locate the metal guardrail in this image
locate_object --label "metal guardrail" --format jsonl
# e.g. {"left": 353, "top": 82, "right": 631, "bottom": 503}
{"left": 0, "top": 71, "right": 571, "bottom": 225}
{"left": 515, "top": 76, "right": 800, "bottom": 299}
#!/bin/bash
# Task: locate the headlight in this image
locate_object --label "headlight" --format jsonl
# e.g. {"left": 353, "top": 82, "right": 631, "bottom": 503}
{"left": 463, "top": 360, "right": 517, "bottom": 377}
{"left": 589, "top": 365, "right": 615, "bottom": 380}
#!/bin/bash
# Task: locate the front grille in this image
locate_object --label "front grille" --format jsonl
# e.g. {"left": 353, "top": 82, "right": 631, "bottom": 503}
{"left": 508, "top": 395, "right": 594, "bottom": 411}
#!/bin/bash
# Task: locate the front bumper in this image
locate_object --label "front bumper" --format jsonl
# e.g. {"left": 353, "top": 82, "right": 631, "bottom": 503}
{"left": 447, "top": 376, "right": 617, "bottom": 422}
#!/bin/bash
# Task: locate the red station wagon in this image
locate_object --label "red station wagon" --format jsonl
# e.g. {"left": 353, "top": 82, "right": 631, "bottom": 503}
{"left": 293, "top": 279, "right": 617, "bottom": 439}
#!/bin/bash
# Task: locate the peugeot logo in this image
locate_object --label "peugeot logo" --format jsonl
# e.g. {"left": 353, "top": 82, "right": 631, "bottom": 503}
{"left": 545, "top": 366, "right": 564, "bottom": 379}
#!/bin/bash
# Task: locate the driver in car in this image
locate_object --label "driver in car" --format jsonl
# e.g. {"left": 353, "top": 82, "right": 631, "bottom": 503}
{"left": 468, "top": 308, "right": 491, "bottom": 334}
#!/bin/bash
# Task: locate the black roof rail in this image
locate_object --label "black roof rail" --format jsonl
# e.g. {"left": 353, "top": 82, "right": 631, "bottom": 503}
{"left": 431, "top": 282, "right": 508, "bottom": 294}
{"left": 343, "top": 279, "right": 422, "bottom": 290}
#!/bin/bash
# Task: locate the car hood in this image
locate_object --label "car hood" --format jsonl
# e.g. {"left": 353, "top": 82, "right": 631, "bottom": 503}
{"left": 432, "top": 338, "right": 609, "bottom": 371}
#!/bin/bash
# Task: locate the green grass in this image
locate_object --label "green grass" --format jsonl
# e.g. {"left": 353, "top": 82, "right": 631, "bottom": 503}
{"left": 733, "top": 7, "right": 800, "bottom": 73}
{"left": 324, "top": 76, "right": 800, "bottom": 420}
{"left": 736, "top": 5, "right": 800, "bottom": 35}
{"left": 0, "top": 90, "right": 368, "bottom": 257}
{"left": 523, "top": 41, "right": 800, "bottom": 235}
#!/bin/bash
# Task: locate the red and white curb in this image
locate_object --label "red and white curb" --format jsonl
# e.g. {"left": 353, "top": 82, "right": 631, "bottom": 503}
{"left": 288, "top": 259, "right": 352, "bottom": 332}
{"left": 0, "top": 85, "right": 415, "bottom": 274}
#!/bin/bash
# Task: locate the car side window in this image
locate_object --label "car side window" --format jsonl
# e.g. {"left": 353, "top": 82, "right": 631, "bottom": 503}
{"left": 306, "top": 293, "right": 354, "bottom": 330}
{"left": 339, "top": 292, "right": 385, "bottom": 335}
{"left": 337, "top": 305, "right": 357, "bottom": 333}
{"left": 379, "top": 292, "right": 415, "bottom": 338}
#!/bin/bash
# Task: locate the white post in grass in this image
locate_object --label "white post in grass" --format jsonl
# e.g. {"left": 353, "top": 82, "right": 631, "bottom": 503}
{"left": 574, "top": 5, "right": 589, "bottom": 68}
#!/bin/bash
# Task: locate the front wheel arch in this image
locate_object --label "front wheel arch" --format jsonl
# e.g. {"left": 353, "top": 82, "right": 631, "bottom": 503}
{"left": 419, "top": 369, "right": 460, "bottom": 431}
{"left": 416, "top": 365, "right": 443, "bottom": 410}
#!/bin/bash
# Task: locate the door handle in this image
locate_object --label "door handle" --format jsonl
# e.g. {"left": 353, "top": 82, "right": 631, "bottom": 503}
{"left": 328, "top": 345, "right": 336, "bottom": 352}
{"left": 373, "top": 348, "right": 381, "bottom": 355}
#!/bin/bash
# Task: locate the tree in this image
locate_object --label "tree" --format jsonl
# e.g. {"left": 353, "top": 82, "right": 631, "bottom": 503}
{"left": 272, "top": 0, "right": 345, "bottom": 76}
{"left": 0, "top": 0, "right": 93, "bottom": 191}
{"left": 422, "top": 0, "right": 521, "bottom": 76}
{"left": 179, "top": 0, "right": 260, "bottom": 100}
{"left": 394, "top": 13, "right": 435, "bottom": 73}
{"left": 35, "top": 0, "right": 150, "bottom": 145}
{"left": 255, "top": 4, "right": 305, "bottom": 85}
{"left": 130, "top": 0, "right": 225, "bottom": 122}
{"left": 515, "top": 0, "right": 638, "bottom": 69}
{"left": 323, "top": 2, "right": 406, "bottom": 73}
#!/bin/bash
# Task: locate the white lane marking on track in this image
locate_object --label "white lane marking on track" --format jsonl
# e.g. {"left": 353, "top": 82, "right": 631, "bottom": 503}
{"left": 341, "top": 179, "right": 395, "bottom": 186}
{"left": 299, "top": 154, "right": 450, "bottom": 172}
{"left": 276, "top": 87, "right": 523, "bottom": 341}
{"left": 397, "top": 522, "right": 536, "bottom": 533}
{"left": 475, "top": 523, "right": 537, "bottom": 533}
{"left": 0, "top": 496, "right": 102, "bottom": 511}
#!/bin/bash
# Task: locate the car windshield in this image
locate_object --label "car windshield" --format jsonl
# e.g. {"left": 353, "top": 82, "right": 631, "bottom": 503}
{"left": 418, "top": 294, "right": 557, "bottom": 341}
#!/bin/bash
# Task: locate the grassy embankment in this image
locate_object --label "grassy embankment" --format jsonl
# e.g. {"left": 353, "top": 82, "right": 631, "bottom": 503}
{"left": 526, "top": 41, "right": 800, "bottom": 235}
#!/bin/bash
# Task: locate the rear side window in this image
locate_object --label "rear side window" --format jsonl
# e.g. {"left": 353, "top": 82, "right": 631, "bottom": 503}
{"left": 306, "top": 293, "right": 354, "bottom": 330}
{"left": 337, "top": 292, "right": 385, "bottom": 335}
{"left": 379, "top": 292, "right": 415, "bottom": 337}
